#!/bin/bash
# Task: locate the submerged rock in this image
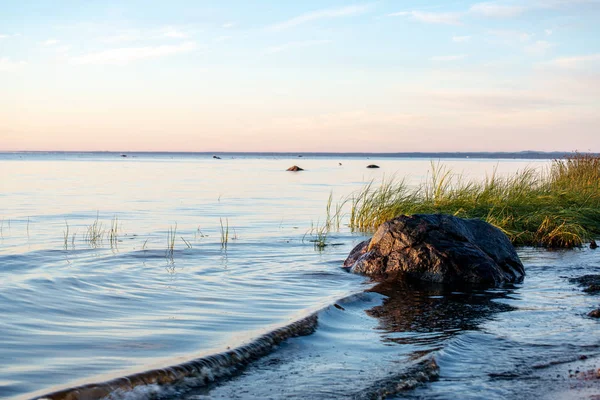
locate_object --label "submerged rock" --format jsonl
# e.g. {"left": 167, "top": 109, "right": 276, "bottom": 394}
{"left": 366, "top": 164, "right": 380, "bottom": 169}
{"left": 343, "top": 214, "right": 525, "bottom": 286}
{"left": 588, "top": 309, "right": 600, "bottom": 318}
{"left": 286, "top": 165, "right": 304, "bottom": 171}
{"left": 569, "top": 275, "right": 600, "bottom": 294}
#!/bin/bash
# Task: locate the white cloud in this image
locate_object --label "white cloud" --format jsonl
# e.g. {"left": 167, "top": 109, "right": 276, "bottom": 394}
{"left": 161, "top": 28, "right": 188, "bottom": 39}
{"left": 0, "top": 57, "right": 26, "bottom": 71}
{"left": 546, "top": 54, "right": 600, "bottom": 69}
{"left": 55, "top": 45, "right": 72, "bottom": 54}
{"left": 100, "top": 27, "right": 192, "bottom": 43}
{"left": 487, "top": 30, "right": 533, "bottom": 42}
{"left": 545, "top": 29, "right": 553, "bottom": 36}
{"left": 0, "top": 33, "right": 20, "bottom": 39}
{"left": 265, "top": 39, "right": 332, "bottom": 54}
{"left": 535, "top": 0, "right": 600, "bottom": 9}
{"left": 525, "top": 40, "right": 553, "bottom": 55}
{"left": 222, "top": 22, "right": 235, "bottom": 29}
{"left": 452, "top": 35, "right": 471, "bottom": 42}
{"left": 469, "top": 2, "right": 526, "bottom": 17}
{"left": 42, "top": 39, "right": 59, "bottom": 46}
{"left": 269, "top": 4, "right": 371, "bottom": 30}
{"left": 101, "top": 30, "right": 142, "bottom": 43}
{"left": 430, "top": 54, "right": 467, "bottom": 61}
{"left": 389, "top": 10, "right": 463, "bottom": 25}
{"left": 215, "top": 35, "right": 232, "bottom": 42}
{"left": 71, "top": 41, "right": 197, "bottom": 65}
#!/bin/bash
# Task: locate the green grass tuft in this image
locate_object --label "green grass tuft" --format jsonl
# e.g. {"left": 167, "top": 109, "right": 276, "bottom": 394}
{"left": 345, "top": 153, "right": 600, "bottom": 248}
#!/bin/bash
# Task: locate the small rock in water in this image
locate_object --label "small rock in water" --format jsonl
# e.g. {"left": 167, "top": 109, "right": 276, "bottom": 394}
{"left": 590, "top": 240, "right": 598, "bottom": 249}
{"left": 333, "top": 303, "right": 345, "bottom": 311}
{"left": 120, "top": 154, "right": 127, "bottom": 157}
{"left": 286, "top": 165, "right": 304, "bottom": 171}
{"left": 366, "top": 164, "right": 380, "bottom": 169}
{"left": 570, "top": 275, "right": 600, "bottom": 293}
{"left": 213, "top": 155, "right": 222, "bottom": 159}
{"left": 584, "top": 284, "right": 600, "bottom": 294}
{"left": 588, "top": 309, "right": 600, "bottom": 318}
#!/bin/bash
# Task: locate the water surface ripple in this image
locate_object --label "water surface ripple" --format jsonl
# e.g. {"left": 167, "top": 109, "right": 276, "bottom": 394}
{"left": 2, "top": 153, "right": 598, "bottom": 399}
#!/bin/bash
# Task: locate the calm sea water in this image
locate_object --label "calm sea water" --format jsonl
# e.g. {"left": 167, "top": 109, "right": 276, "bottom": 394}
{"left": 1, "top": 153, "right": 598, "bottom": 399}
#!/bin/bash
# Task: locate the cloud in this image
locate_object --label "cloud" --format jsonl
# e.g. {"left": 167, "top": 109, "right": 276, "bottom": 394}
{"left": 525, "top": 40, "right": 553, "bottom": 55}
{"left": 71, "top": 41, "right": 197, "bottom": 65}
{"left": 469, "top": 2, "right": 526, "bottom": 17}
{"left": 215, "top": 35, "right": 232, "bottom": 42}
{"left": 100, "top": 27, "right": 192, "bottom": 43}
{"left": 222, "top": 22, "right": 235, "bottom": 29}
{"left": 388, "top": 10, "right": 463, "bottom": 25}
{"left": 265, "top": 39, "right": 332, "bottom": 54}
{"left": 0, "top": 57, "right": 26, "bottom": 71}
{"left": 100, "top": 30, "right": 142, "bottom": 43}
{"left": 452, "top": 35, "right": 471, "bottom": 42}
{"left": 430, "top": 54, "right": 467, "bottom": 61}
{"left": 42, "top": 39, "right": 59, "bottom": 46}
{"left": 545, "top": 29, "right": 553, "bottom": 36}
{"left": 269, "top": 4, "right": 370, "bottom": 30}
{"left": 546, "top": 54, "right": 600, "bottom": 69}
{"left": 534, "top": 0, "right": 600, "bottom": 9}
{"left": 0, "top": 33, "right": 20, "bottom": 39}
{"left": 54, "top": 45, "right": 72, "bottom": 54}
{"left": 161, "top": 28, "right": 188, "bottom": 39}
{"left": 487, "top": 30, "right": 533, "bottom": 42}
{"left": 390, "top": 0, "right": 595, "bottom": 28}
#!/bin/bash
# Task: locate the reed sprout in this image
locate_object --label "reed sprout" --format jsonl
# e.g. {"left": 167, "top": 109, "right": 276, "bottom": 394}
{"left": 306, "top": 193, "right": 343, "bottom": 250}
{"left": 108, "top": 216, "right": 119, "bottom": 249}
{"left": 166, "top": 224, "right": 177, "bottom": 259}
{"left": 344, "top": 153, "right": 600, "bottom": 248}
{"left": 181, "top": 236, "right": 192, "bottom": 248}
{"left": 85, "top": 213, "right": 104, "bottom": 247}
{"left": 195, "top": 226, "right": 207, "bottom": 239}
{"left": 220, "top": 218, "right": 229, "bottom": 248}
{"left": 307, "top": 220, "right": 329, "bottom": 250}
{"left": 63, "top": 220, "right": 69, "bottom": 250}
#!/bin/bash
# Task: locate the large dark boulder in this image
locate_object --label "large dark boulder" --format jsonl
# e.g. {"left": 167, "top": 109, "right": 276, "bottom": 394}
{"left": 343, "top": 214, "right": 525, "bottom": 286}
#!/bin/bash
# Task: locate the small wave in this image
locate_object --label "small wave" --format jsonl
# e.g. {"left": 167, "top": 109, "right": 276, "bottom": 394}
{"left": 34, "top": 313, "right": 319, "bottom": 400}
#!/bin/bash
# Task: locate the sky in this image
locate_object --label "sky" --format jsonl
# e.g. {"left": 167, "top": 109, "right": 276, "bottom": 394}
{"left": 1, "top": 0, "right": 599, "bottom": 152}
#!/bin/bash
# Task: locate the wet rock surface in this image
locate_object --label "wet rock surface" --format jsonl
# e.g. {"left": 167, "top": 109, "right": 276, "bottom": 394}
{"left": 569, "top": 275, "right": 600, "bottom": 294}
{"left": 344, "top": 214, "right": 525, "bottom": 286}
{"left": 588, "top": 309, "right": 600, "bottom": 318}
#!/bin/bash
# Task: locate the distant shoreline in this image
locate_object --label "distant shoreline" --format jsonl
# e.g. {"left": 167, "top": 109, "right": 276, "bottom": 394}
{"left": 0, "top": 151, "right": 594, "bottom": 160}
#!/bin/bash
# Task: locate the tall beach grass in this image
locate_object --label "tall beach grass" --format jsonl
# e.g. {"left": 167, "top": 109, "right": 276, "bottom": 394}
{"left": 346, "top": 153, "right": 600, "bottom": 248}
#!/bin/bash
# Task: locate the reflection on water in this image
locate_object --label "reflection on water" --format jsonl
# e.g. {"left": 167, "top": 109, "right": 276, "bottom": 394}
{"left": 367, "top": 281, "right": 516, "bottom": 344}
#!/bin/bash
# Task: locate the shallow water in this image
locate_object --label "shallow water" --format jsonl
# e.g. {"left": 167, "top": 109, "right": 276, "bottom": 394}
{"left": 2, "top": 153, "right": 598, "bottom": 399}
